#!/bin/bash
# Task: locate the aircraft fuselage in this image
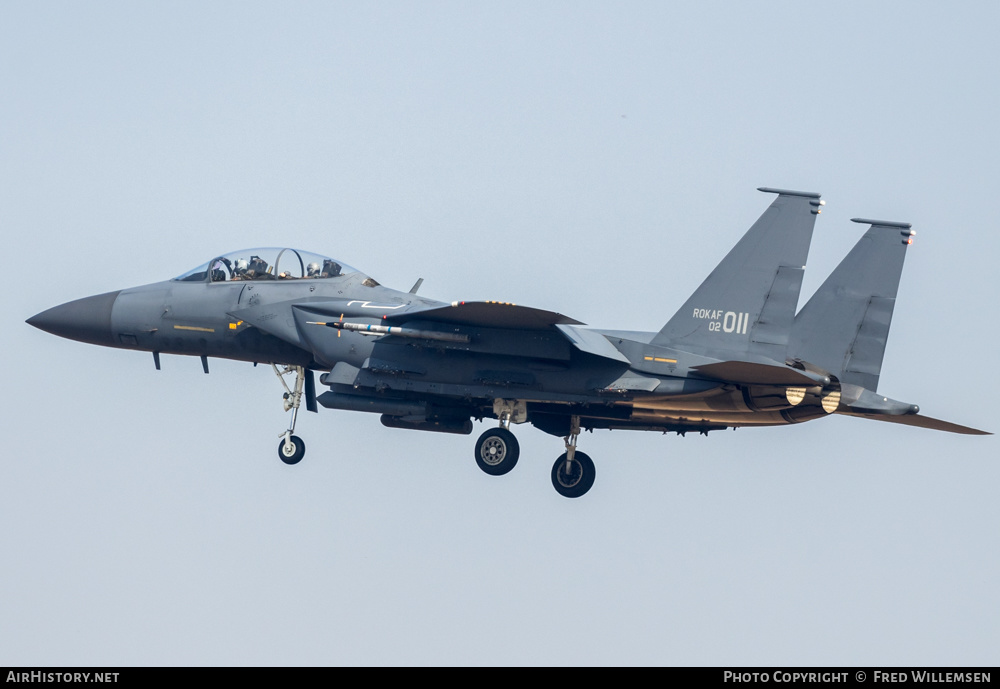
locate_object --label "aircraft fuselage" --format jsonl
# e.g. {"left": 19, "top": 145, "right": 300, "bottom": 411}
{"left": 28, "top": 191, "right": 988, "bottom": 498}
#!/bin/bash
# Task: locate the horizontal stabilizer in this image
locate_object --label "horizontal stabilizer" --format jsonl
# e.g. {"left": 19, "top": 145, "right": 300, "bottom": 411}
{"left": 692, "top": 360, "right": 830, "bottom": 386}
{"left": 385, "top": 301, "right": 583, "bottom": 330}
{"left": 838, "top": 411, "right": 991, "bottom": 435}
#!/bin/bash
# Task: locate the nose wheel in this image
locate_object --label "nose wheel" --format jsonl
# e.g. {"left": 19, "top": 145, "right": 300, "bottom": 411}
{"left": 278, "top": 434, "right": 306, "bottom": 465}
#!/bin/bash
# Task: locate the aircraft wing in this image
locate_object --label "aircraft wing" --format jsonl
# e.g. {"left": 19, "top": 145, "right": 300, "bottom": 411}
{"left": 383, "top": 301, "right": 584, "bottom": 329}
{"left": 837, "top": 410, "right": 991, "bottom": 435}
{"left": 380, "top": 301, "right": 637, "bottom": 365}
{"left": 311, "top": 299, "right": 648, "bottom": 370}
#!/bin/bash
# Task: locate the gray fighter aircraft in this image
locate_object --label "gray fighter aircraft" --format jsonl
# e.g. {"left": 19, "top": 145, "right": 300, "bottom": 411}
{"left": 27, "top": 188, "right": 989, "bottom": 497}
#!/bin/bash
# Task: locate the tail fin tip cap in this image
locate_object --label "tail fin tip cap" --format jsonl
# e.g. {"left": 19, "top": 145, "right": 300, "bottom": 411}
{"left": 757, "top": 187, "right": 821, "bottom": 199}
{"left": 851, "top": 218, "right": 913, "bottom": 229}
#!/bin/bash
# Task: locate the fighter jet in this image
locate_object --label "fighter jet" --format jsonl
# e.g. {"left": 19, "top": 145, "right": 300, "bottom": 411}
{"left": 27, "top": 188, "right": 989, "bottom": 497}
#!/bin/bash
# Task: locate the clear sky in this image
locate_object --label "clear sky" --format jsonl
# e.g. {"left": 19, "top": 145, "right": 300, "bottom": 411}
{"left": 2, "top": 1, "right": 997, "bottom": 665}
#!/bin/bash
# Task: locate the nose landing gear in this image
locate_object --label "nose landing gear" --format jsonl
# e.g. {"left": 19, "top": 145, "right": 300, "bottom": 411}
{"left": 273, "top": 364, "right": 313, "bottom": 465}
{"left": 278, "top": 434, "right": 306, "bottom": 465}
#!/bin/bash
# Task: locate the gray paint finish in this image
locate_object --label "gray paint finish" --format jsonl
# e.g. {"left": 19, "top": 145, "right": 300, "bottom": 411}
{"left": 26, "top": 190, "right": 989, "bottom": 501}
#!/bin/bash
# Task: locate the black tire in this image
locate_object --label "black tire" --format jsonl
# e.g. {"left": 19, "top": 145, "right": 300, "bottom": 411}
{"left": 278, "top": 435, "right": 305, "bottom": 465}
{"left": 474, "top": 427, "right": 520, "bottom": 476}
{"left": 551, "top": 451, "right": 595, "bottom": 498}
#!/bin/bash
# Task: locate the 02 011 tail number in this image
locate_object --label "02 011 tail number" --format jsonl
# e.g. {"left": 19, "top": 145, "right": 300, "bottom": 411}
{"left": 693, "top": 309, "right": 751, "bottom": 335}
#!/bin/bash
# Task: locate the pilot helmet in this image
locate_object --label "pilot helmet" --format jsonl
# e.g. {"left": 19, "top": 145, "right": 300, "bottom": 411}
{"left": 235, "top": 258, "right": 248, "bottom": 273}
{"left": 307, "top": 262, "right": 320, "bottom": 276}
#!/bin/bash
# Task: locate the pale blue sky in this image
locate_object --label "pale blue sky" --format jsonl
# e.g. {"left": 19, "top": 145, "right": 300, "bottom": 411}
{"left": 2, "top": 1, "right": 997, "bottom": 665}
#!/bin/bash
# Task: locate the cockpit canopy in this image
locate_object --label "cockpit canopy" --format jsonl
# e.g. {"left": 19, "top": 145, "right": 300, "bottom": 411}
{"left": 174, "top": 248, "right": 361, "bottom": 283}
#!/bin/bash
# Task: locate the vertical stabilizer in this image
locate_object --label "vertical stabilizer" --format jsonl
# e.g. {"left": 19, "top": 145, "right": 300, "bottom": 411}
{"left": 788, "top": 218, "right": 915, "bottom": 391}
{"left": 652, "top": 188, "right": 822, "bottom": 361}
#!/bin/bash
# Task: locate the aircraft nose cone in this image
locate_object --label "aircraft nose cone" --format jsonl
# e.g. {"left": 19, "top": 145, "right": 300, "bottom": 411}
{"left": 27, "top": 291, "right": 121, "bottom": 346}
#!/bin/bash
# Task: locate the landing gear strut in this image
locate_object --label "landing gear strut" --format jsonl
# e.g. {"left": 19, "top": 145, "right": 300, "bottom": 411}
{"left": 470, "top": 403, "right": 598, "bottom": 497}
{"left": 551, "top": 415, "right": 595, "bottom": 498}
{"left": 274, "top": 364, "right": 306, "bottom": 465}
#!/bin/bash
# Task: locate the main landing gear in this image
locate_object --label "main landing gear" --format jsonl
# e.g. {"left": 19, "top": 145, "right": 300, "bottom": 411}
{"left": 550, "top": 416, "right": 595, "bottom": 499}
{"left": 475, "top": 419, "right": 520, "bottom": 476}
{"left": 474, "top": 399, "right": 524, "bottom": 475}
{"left": 472, "top": 406, "right": 596, "bottom": 498}
{"left": 273, "top": 364, "right": 307, "bottom": 465}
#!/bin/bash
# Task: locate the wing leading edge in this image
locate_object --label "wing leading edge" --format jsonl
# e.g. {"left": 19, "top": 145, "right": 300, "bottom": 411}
{"left": 385, "top": 301, "right": 583, "bottom": 329}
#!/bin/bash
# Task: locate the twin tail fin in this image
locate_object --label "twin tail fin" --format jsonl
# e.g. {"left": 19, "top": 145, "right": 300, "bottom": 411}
{"left": 652, "top": 187, "right": 822, "bottom": 363}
